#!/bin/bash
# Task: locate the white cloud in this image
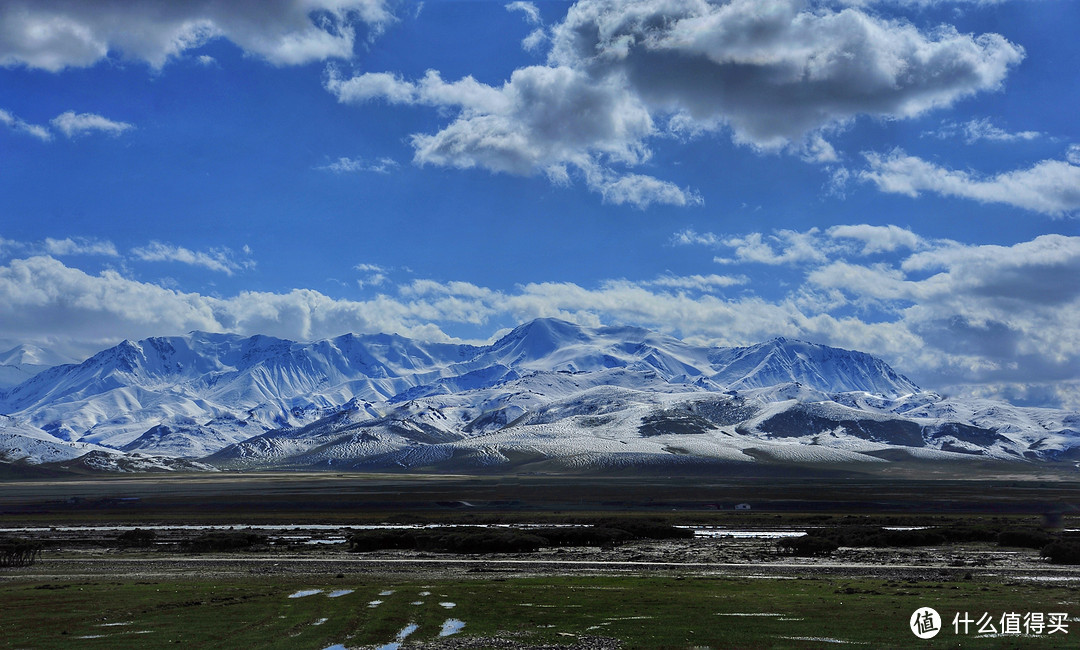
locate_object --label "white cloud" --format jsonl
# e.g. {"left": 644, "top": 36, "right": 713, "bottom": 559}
{"left": 130, "top": 242, "right": 254, "bottom": 276}
{"left": 0, "top": 108, "right": 51, "bottom": 141}
{"left": 43, "top": 237, "right": 119, "bottom": 257}
{"left": 354, "top": 262, "right": 389, "bottom": 289}
{"left": 505, "top": 2, "right": 541, "bottom": 25}
{"left": 521, "top": 28, "right": 548, "bottom": 52}
{"left": 643, "top": 274, "right": 748, "bottom": 291}
{"left": 327, "top": 65, "right": 698, "bottom": 208}
{"left": 671, "top": 229, "right": 723, "bottom": 247}
{"left": 680, "top": 224, "right": 928, "bottom": 262}
{"left": 1067, "top": 144, "right": 1080, "bottom": 166}
{"left": 712, "top": 229, "right": 829, "bottom": 266}
{"left": 861, "top": 149, "right": 1080, "bottom": 216}
{"left": 354, "top": 263, "right": 387, "bottom": 273}
{"left": 327, "top": 0, "right": 1022, "bottom": 208}
{"left": 318, "top": 156, "right": 398, "bottom": 174}
{"left": 50, "top": 111, "right": 133, "bottom": 138}
{"left": 930, "top": 118, "right": 1041, "bottom": 144}
{"left": 548, "top": 0, "right": 1023, "bottom": 149}
{"left": 826, "top": 224, "right": 924, "bottom": 254}
{"left": 806, "top": 234, "right": 1080, "bottom": 386}
{"left": 582, "top": 165, "right": 702, "bottom": 209}
{"left": 0, "top": 0, "right": 394, "bottom": 71}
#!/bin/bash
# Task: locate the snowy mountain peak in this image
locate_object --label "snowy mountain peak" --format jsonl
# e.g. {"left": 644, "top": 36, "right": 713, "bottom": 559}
{"left": 0, "top": 343, "right": 74, "bottom": 367}
{"left": 490, "top": 318, "right": 591, "bottom": 362}
{"left": 4, "top": 318, "right": 1059, "bottom": 473}
{"left": 708, "top": 337, "right": 920, "bottom": 397}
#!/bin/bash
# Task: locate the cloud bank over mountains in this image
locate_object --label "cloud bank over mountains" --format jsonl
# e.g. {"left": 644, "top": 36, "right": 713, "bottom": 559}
{"left": 2, "top": 225, "right": 1076, "bottom": 409}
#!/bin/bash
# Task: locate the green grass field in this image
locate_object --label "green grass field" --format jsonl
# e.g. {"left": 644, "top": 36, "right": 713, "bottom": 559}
{"left": 2, "top": 574, "right": 1075, "bottom": 649}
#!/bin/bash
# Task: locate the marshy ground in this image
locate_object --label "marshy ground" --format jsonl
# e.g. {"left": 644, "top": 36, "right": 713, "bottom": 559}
{"left": 2, "top": 472, "right": 1079, "bottom": 648}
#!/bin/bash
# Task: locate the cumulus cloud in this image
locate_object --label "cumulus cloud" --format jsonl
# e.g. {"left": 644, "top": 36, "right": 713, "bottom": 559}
{"left": 0, "top": 0, "right": 394, "bottom": 71}
{"left": 861, "top": 149, "right": 1080, "bottom": 216}
{"left": 712, "top": 229, "right": 830, "bottom": 266}
{"left": 0, "top": 108, "right": 51, "bottom": 141}
{"left": 1067, "top": 144, "right": 1080, "bottom": 166}
{"left": 548, "top": 0, "right": 1023, "bottom": 148}
{"left": 806, "top": 233, "right": 1080, "bottom": 387}
{"left": 327, "top": 0, "right": 1022, "bottom": 208}
{"left": 825, "top": 224, "right": 924, "bottom": 254}
{"left": 130, "top": 242, "right": 254, "bottom": 275}
{"left": 326, "top": 65, "right": 697, "bottom": 208}
{"left": 0, "top": 232, "right": 1077, "bottom": 407}
{"left": 50, "top": 111, "right": 133, "bottom": 138}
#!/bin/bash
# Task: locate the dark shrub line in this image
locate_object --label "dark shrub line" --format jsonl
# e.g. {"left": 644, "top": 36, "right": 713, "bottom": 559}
{"left": 0, "top": 537, "right": 43, "bottom": 567}
{"left": 777, "top": 525, "right": 1080, "bottom": 564}
{"left": 180, "top": 532, "right": 267, "bottom": 553}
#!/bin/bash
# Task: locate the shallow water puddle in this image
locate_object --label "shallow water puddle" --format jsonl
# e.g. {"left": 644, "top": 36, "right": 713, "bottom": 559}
{"left": 313, "top": 618, "right": 329, "bottom": 626}
{"left": 439, "top": 619, "right": 465, "bottom": 637}
{"left": 410, "top": 601, "right": 424, "bottom": 605}
{"left": 605, "top": 616, "right": 653, "bottom": 621}
{"left": 376, "top": 623, "right": 419, "bottom": 650}
{"left": 327, "top": 589, "right": 354, "bottom": 598}
{"left": 779, "top": 637, "right": 869, "bottom": 645}
{"left": 77, "top": 630, "right": 154, "bottom": 640}
{"left": 439, "top": 602, "right": 456, "bottom": 609}
{"left": 379, "top": 590, "right": 395, "bottom": 596}
{"left": 367, "top": 600, "right": 384, "bottom": 608}
{"left": 98, "top": 621, "right": 134, "bottom": 627}
{"left": 288, "top": 589, "right": 323, "bottom": 599}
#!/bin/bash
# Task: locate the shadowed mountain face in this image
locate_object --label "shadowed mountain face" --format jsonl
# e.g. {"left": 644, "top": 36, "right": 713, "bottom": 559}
{"left": 0, "top": 318, "right": 1075, "bottom": 472}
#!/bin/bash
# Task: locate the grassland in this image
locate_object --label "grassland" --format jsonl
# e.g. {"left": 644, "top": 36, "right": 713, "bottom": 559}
{"left": 1, "top": 471, "right": 1078, "bottom": 648}
{"left": 2, "top": 574, "right": 1077, "bottom": 649}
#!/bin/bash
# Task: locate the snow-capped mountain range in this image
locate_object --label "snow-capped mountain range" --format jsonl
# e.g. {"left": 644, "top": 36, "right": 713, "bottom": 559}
{"left": 0, "top": 318, "right": 1076, "bottom": 472}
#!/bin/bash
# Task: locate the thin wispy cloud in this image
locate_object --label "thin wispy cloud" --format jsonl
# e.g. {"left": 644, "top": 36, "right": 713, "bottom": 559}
{"left": 44, "top": 237, "right": 119, "bottom": 257}
{"left": 929, "top": 118, "right": 1042, "bottom": 144}
{"left": 130, "top": 242, "right": 255, "bottom": 276}
{"left": 0, "top": 108, "right": 51, "bottom": 141}
{"left": 861, "top": 149, "right": 1080, "bottom": 217}
{"left": 50, "top": 111, "right": 133, "bottom": 138}
{"left": 318, "top": 156, "right": 398, "bottom": 174}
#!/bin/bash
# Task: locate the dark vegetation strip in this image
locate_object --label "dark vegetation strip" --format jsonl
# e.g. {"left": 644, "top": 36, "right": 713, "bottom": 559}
{"left": 0, "top": 537, "right": 43, "bottom": 567}
{"left": 777, "top": 523, "right": 1080, "bottom": 564}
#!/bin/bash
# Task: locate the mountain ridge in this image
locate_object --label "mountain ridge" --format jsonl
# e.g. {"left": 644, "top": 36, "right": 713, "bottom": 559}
{"left": 0, "top": 319, "right": 1075, "bottom": 472}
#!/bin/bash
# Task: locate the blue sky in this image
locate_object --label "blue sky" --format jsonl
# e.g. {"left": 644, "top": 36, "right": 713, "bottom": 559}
{"left": 1, "top": 0, "right": 1077, "bottom": 408}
